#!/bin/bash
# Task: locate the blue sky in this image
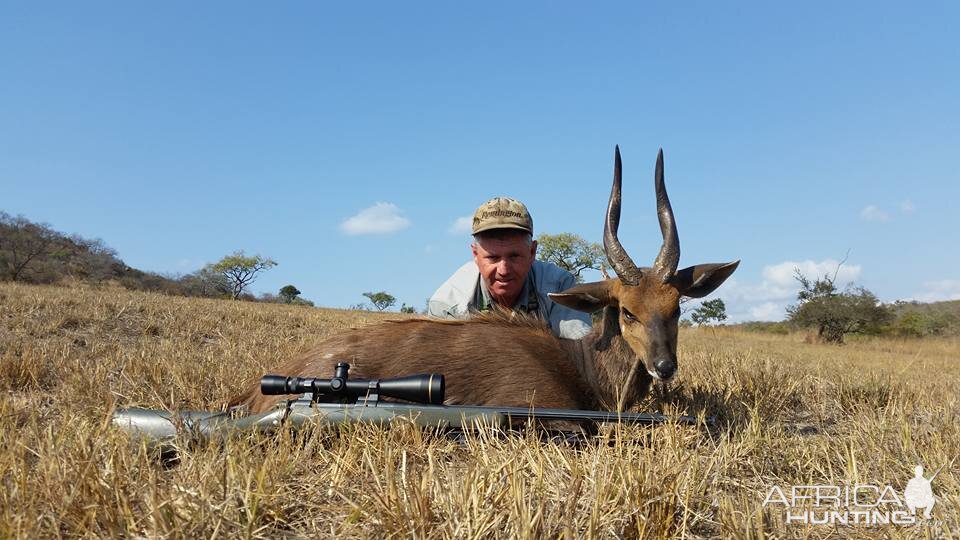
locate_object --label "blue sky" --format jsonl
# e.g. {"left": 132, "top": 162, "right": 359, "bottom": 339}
{"left": 2, "top": 2, "right": 958, "bottom": 321}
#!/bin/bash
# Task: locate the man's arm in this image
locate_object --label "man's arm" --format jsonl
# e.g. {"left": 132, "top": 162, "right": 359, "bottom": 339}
{"left": 545, "top": 268, "right": 593, "bottom": 339}
{"left": 427, "top": 299, "right": 458, "bottom": 318}
{"left": 427, "top": 261, "right": 479, "bottom": 319}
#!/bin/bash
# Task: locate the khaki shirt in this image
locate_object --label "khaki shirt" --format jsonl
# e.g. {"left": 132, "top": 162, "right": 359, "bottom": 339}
{"left": 427, "top": 260, "right": 593, "bottom": 339}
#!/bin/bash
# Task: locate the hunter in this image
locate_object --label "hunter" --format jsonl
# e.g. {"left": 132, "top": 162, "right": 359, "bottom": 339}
{"left": 427, "top": 197, "right": 593, "bottom": 339}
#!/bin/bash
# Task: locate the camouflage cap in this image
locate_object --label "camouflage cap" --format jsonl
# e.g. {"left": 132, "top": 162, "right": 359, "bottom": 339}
{"left": 472, "top": 197, "right": 533, "bottom": 235}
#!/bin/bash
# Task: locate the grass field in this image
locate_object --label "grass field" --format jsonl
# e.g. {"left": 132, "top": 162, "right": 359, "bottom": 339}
{"left": 1, "top": 281, "right": 957, "bottom": 538}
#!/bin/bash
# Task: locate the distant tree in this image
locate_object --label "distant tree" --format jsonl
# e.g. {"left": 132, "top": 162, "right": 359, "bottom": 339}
{"left": 886, "top": 300, "right": 959, "bottom": 337}
{"left": 787, "top": 267, "right": 893, "bottom": 344}
{"left": 691, "top": 298, "right": 728, "bottom": 326}
{"left": 1, "top": 212, "right": 234, "bottom": 295}
{"left": 61, "top": 235, "right": 119, "bottom": 282}
{"left": 179, "top": 266, "right": 232, "bottom": 298}
{"left": 363, "top": 291, "right": 396, "bottom": 311}
{"left": 206, "top": 251, "right": 277, "bottom": 300}
{"left": 0, "top": 212, "right": 59, "bottom": 281}
{"left": 279, "top": 285, "right": 302, "bottom": 304}
{"left": 399, "top": 303, "right": 417, "bottom": 314}
{"left": 536, "top": 232, "right": 604, "bottom": 282}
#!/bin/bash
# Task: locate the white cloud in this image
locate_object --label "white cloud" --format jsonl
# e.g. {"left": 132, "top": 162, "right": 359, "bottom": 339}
{"left": 448, "top": 215, "right": 473, "bottom": 235}
{"left": 762, "top": 259, "right": 861, "bottom": 288}
{"left": 860, "top": 205, "right": 890, "bottom": 222}
{"left": 906, "top": 280, "right": 960, "bottom": 303}
{"left": 706, "top": 259, "right": 863, "bottom": 323}
{"left": 900, "top": 200, "right": 916, "bottom": 214}
{"left": 749, "top": 302, "right": 785, "bottom": 321}
{"left": 714, "top": 277, "right": 793, "bottom": 304}
{"left": 339, "top": 202, "right": 411, "bottom": 235}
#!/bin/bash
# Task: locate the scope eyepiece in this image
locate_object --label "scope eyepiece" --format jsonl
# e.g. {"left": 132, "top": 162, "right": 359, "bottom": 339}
{"left": 260, "top": 375, "right": 315, "bottom": 396}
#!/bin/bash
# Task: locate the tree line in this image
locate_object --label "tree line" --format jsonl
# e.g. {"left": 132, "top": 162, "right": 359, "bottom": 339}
{"left": 728, "top": 266, "right": 959, "bottom": 342}
{"left": 3, "top": 211, "right": 955, "bottom": 338}
{"left": 0, "top": 212, "right": 426, "bottom": 310}
{"left": 0, "top": 212, "right": 299, "bottom": 304}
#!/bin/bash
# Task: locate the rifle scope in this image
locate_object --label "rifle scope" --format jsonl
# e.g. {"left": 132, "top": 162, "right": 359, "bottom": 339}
{"left": 260, "top": 362, "right": 445, "bottom": 405}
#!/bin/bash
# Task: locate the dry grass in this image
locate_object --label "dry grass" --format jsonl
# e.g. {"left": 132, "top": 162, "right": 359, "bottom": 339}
{"left": 1, "top": 281, "right": 957, "bottom": 538}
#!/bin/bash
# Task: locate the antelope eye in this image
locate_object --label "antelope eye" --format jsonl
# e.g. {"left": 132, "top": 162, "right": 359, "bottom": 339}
{"left": 621, "top": 307, "right": 638, "bottom": 322}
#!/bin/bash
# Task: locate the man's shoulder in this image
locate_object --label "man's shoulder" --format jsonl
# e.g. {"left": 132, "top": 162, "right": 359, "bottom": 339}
{"left": 427, "top": 261, "right": 478, "bottom": 317}
{"left": 531, "top": 260, "right": 577, "bottom": 289}
{"left": 441, "top": 261, "right": 479, "bottom": 291}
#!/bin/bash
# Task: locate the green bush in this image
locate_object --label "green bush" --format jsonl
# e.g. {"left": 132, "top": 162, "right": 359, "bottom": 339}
{"left": 888, "top": 311, "right": 957, "bottom": 337}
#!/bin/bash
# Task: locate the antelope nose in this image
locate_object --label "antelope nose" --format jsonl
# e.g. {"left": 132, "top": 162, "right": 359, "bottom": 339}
{"left": 654, "top": 359, "right": 676, "bottom": 380}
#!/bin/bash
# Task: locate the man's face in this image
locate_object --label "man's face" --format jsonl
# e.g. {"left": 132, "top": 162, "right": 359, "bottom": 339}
{"left": 471, "top": 233, "right": 537, "bottom": 306}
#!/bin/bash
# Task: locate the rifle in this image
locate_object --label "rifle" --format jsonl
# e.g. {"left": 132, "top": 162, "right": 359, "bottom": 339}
{"left": 113, "top": 362, "right": 710, "bottom": 448}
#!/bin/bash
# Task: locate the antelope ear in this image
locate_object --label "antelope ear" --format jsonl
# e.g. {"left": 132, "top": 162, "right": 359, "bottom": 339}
{"left": 673, "top": 260, "right": 740, "bottom": 298}
{"left": 549, "top": 280, "right": 617, "bottom": 313}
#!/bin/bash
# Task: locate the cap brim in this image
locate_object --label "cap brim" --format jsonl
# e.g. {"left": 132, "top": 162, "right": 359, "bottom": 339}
{"left": 472, "top": 223, "right": 533, "bottom": 235}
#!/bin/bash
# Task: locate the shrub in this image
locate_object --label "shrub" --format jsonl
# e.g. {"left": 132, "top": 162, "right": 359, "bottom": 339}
{"left": 787, "top": 269, "right": 893, "bottom": 344}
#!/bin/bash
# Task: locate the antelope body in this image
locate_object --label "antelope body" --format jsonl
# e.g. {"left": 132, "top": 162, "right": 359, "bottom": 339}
{"left": 233, "top": 148, "right": 738, "bottom": 414}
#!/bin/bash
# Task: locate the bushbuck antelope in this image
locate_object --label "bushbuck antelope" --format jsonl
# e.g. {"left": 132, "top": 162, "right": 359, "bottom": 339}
{"left": 232, "top": 147, "right": 738, "bottom": 414}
